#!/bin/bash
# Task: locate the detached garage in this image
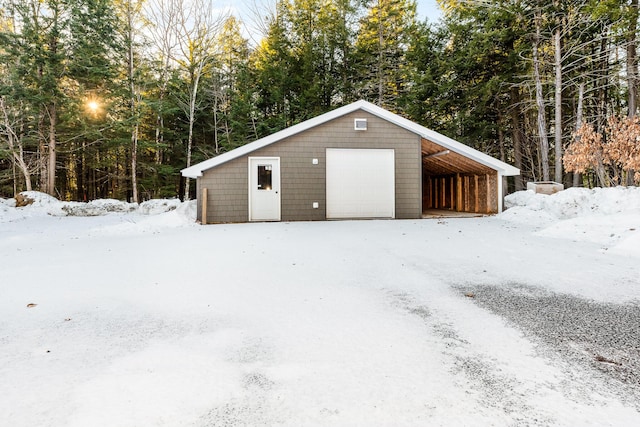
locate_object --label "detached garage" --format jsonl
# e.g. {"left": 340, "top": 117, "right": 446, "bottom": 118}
{"left": 181, "top": 100, "right": 519, "bottom": 224}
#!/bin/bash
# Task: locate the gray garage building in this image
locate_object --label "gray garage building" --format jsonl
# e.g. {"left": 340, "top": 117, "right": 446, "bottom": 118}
{"left": 181, "top": 100, "right": 520, "bottom": 224}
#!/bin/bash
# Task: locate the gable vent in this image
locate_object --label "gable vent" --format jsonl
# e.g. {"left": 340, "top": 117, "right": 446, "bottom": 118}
{"left": 354, "top": 118, "right": 368, "bottom": 131}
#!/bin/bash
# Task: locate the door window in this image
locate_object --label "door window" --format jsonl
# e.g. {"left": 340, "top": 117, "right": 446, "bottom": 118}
{"left": 257, "top": 165, "right": 272, "bottom": 190}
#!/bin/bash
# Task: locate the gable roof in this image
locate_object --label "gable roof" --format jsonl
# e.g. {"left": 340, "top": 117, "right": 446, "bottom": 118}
{"left": 181, "top": 100, "right": 520, "bottom": 178}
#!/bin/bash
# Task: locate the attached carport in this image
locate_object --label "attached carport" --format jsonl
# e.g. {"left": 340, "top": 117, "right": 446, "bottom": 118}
{"left": 421, "top": 138, "right": 503, "bottom": 215}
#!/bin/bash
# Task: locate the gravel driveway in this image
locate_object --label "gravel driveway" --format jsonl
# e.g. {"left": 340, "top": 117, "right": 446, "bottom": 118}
{"left": 457, "top": 283, "right": 640, "bottom": 410}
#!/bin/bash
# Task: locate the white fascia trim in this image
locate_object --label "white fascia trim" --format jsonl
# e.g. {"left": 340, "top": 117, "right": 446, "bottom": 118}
{"left": 358, "top": 103, "right": 521, "bottom": 177}
{"left": 498, "top": 174, "right": 504, "bottom": 213}
{"left": 181, "top": 100, "right": 520, "bottom": 178}
{"left": 181, "top": 102, "right": 368, "bottom": 178}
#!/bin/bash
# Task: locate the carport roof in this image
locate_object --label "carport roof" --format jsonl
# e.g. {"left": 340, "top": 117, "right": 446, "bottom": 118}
{"left": 181, "top": 100, "right": 520, "bottom": 178}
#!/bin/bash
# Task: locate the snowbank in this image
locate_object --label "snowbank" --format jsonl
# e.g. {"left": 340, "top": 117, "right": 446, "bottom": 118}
{"left": 0, "top": 197, "right": 19, "bottom": 222}
{"left": 90, "top": 200, "right": 197, "bottom": 236}
{"left": 3, "top": 188, "right": 638, "bottom": 256}
{"left": 504, "top": 187, "right": 640, "bottom": 221}
{"left": 0, "top": 197, "right": 16, "bottom": 208}
{"left": 61, "top": 199, "right": 138, "bottom": 216}
{"left": 138, "top": 198, "right": 182, "bottom": 215}
{"left": 0, "top": 191, "right": 195, "bottom": 225}
{"left": 501, "top": 187, "right": 640, "bottom": 257}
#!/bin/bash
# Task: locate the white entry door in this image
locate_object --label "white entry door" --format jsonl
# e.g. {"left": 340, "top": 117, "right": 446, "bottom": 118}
{"left": 249, "top": 157, "right": 281, "bottom": 221}
{"left": 326, "top": 148, "right": 395, "bottom": 219}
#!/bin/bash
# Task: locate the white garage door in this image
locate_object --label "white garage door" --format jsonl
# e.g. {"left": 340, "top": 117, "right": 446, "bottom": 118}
{"left": 326, "top": 148, "right": 395, "bottom": 219}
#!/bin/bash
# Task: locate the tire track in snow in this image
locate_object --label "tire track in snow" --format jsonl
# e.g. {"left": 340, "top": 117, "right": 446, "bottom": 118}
{"left": 195, "top": 336, "right": 283, "bottom": 427}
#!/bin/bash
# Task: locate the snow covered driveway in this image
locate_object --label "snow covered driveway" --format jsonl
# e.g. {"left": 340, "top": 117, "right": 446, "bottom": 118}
{"left": 1, "top": 206, "right": 639, "bottom": 426}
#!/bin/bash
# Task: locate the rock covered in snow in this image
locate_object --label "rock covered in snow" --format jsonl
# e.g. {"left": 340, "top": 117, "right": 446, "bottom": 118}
{"left": 18, "top": 191, "right": 61, "bottom": 207}
{"left": 0, "top": 191, "right": 65, "bottom": 219}
{"left": 138, "top": 198, "right": 182, "bottom": 215}
{"left": 61, "top": 199, "right": 138, "bottom": 216}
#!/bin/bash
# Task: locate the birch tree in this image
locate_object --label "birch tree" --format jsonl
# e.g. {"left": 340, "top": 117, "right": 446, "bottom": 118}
{"left": 171, "top": 0, "right": 225, "bottom": 200}
{"left": 146, "top": 0, "right": 179, "bottom": 165}
{"left": 0, "top": 9, "right": 31, "bottom": 192}
{"left": 532, "top": 3, "right": 551, "bottom": 181}
{"left": 553, "top": 4, "right": 563, "bottom": 183}
{"left": 626, "top": 0, "right": 639, "bottom": 117}
{"left": 0, "top": 97, "right": 32, "bottom": 192}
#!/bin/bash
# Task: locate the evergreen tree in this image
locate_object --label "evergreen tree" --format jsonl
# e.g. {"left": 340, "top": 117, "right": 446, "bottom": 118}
{"left": 251, "top": 1, "right": 295, "bottom": 135}
{"left": 65, "top": 0, "right": 121, "bottom": 200}
{"left": 354, "top": 0, "right": 417, "bottom": 111}
{"left": 212, "top": 15, "right": 253, "bottom": 152}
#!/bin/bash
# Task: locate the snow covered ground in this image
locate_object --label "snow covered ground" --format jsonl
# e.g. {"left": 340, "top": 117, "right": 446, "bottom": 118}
{"left": 1, "top": 188, "right": 639, "bottom": 426}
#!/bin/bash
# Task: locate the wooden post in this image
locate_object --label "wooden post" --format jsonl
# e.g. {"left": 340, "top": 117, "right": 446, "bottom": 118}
{"left": 201, "top": 187, "right": 208, "bottom": 225}
{"left": 474, "top": 175, "right": 479, "bottom": 213}
{"left": 449, "top": 176, "right": 455, "bottom": 210}
{"left": 440, "top": 177, "right": 446, "bottom": 208}
{"left": 486, "top": 174, "right": 491, "bottom": 214}
{"left": 456, "top": 174, "right": 462, "bottom": 212}
{"left": 464, "top": 176, "right": 470, "bottom": 212}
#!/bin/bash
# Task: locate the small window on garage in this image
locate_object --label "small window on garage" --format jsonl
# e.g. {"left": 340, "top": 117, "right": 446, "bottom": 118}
{"left": 354, "top": 118, "right": 367, "bottom": 131}
{"left": 257, "top": 165, "right": 272, "bottom": 190}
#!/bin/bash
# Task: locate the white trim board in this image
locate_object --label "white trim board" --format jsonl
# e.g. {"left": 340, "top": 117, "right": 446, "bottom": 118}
{"left": 182, "top": 100, "right": 520, "bottom": 178}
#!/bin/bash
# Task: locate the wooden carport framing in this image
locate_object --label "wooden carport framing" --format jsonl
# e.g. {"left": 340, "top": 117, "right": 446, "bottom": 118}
{"left": 421, "top": 138, "right": 499, "bottom": 214}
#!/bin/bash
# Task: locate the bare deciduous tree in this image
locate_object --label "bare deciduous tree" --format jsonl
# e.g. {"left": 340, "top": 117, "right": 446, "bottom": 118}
{"left": 146, "top": 0, "right": 180, "bottom": 166}
{"left": 170, "top": 0, "right": 226, "bottom": 200}
{"left": 0, "top": 97, "right": 32, "bottom": 192}
{"left": 532, "top": 3, "right": 550, "bottom": 181}
{"left": 565, "top": 116, "right": 640, "bottom": 186}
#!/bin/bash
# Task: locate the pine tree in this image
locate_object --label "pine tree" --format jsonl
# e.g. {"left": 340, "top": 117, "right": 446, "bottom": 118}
{"left": 251, "top": 1, "right": 295, "bottom": 135}
{"left": 354, "top": 0, "right": 417, "bottom": 111}
{"left": 213, "top": 15, "right": 252, "bottom": 152}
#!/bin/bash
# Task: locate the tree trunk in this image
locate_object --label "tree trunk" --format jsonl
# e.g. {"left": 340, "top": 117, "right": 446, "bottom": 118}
{"left": 573, "top": 82, "right": 584, "bottom": 187}
{"left": 597, "top": 37, "right": 608, "bottom": 133}
{"left": 554, "top": 27, "right": 563, "bottom": 183}
{"left": 127, "top": 0, "right": 139, "bottom": 204}
{"left": 46, "top": 102, "right": 57, "bottom": 196}
{"left": 510, "top": 88, "right": 525, "bottom": 190}
{"left": 184, "top": 71, "right": 202, "bottom": 201}
{"left": 15, "top": 140, "right": 32, "bottom": 192}
{"left": 533, "top": 11, "right": 550, "bottom": 181}
{"left": 628, "top": 0, "right": 639, "bottom": 117}
{"left": 627, "top": 0, "right": 639, "bottom": 185}
{"left": 1, "top": 98, "right": 32, "bottom": 192}
{"left": 213, "top": 91, "right": 220, "bottom": 154}
{"left": 131, "top": 122, "right": 138, "bottom": 203}
{"left": 377, "top": 0, "right": 384, "bottom": 106}
{"left": 155, "top": 96, "right": 164, "bottom": 165}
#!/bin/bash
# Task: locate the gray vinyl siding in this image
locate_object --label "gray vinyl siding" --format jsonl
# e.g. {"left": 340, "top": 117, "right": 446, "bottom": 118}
{"left": 197, "top": 159, "right": 248, "bottom": 223}
{"left": 197, "top": 109, "right": 422, "bottom": 223}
